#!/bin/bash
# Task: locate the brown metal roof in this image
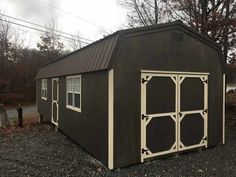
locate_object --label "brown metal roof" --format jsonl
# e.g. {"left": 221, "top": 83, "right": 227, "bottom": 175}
{"left": 36, "top": 21, "right": 224, "bottom": 79}
{"left": 36, "top": 33, "right": 119, "bottom": 79}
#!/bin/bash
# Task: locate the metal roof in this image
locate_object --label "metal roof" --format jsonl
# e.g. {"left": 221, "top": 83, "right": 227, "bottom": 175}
{"left": 36, "top": 21, "right": 224, "bottom": 79}
{"left": 36, "top": 33, "right": 119, "bottom": 79}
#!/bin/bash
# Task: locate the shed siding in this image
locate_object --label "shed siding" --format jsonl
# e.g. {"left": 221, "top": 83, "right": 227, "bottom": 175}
{"left": 113, "top": 28, "right": 223, "bottom": 168}
{"left": 57, "top": 71, "right": 109, "bottom": 165}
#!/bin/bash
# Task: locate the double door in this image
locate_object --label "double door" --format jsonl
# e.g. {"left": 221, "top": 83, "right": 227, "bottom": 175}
{"left": 141, "top": 71, "right": 208, "bottom": 162}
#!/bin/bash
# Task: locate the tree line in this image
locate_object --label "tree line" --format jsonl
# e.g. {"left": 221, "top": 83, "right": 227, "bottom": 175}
{"left": 0, "top": 16, "right": 82, "bottom": 106}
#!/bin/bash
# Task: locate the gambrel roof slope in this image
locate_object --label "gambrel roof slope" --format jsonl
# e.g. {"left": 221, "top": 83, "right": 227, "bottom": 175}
{"left": 36, "top": 21, "right": 224, "bottom": 79}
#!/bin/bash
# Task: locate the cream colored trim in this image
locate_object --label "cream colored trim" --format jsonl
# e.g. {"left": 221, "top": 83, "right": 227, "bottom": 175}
{"left": 108, "top": 69, "right": 114, "bottom": 169}
{"left": 51, "top": 78, "right": 59, "bottom": 127}
{"left": 141, "top": 73, "right": 178, "bottom": 162}
{"left": 223, "top": 74, "right": 225, "bottom": 144}
{"left": 141, "top": 70, "right": 209, "bottom": 75}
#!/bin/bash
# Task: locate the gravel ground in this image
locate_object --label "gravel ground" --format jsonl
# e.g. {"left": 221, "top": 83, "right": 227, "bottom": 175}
{"left": 0, "top": 123, "right": 236, "bottom": 177}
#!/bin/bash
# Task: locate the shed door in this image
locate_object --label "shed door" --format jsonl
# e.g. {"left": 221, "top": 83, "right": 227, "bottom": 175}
{"left": 141, "top": 72, "right": 208, "bottom": 162}
{"left": 52, "top": 78, "right": 59, "bottom": 126}
{"left": 141, "top": 73, "right": 178, "bottom": 162}
{"left": 178, "top": 75, "right": 208, "bottom": 151}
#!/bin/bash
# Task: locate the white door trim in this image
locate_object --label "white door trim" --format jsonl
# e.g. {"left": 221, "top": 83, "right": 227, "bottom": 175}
{"left": 51, "top": 78, "right": 59, "bottom": 127}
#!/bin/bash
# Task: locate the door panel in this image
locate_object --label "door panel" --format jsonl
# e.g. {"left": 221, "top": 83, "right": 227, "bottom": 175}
{"left": 180, "top": 78, "right": 204, "bottom": 111}
{"left": 180, "top": 113, "right": 204, "bottom": 146}
{"left": 146, "top": 77, "right": 175, "bottom": 114}
{"left": 146, "top": 116, "right": 176, "bottom": 153}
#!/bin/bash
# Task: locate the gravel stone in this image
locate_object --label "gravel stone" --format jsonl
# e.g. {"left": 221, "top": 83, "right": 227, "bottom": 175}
{"left": 0, "top": 124, "right": 236, "bottom": 177}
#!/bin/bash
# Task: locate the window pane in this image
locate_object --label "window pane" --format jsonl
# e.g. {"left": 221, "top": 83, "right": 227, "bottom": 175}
{"left": 74, "top": 77, "right": 81, "bottom": 92}
{"left": 74, "top": 93, "right": 80, "bottom": 108}
{"left": 67, "top": 78, "right": 73, "bottom": 92}
{"left": 45, "top": 80, "right": 47, "bottom": 89}
{"left": 68, "top": 93, "right": 73, "bottom": 106}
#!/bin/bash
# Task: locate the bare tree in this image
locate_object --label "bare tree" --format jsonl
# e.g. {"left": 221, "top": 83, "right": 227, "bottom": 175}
{"left": 120, "top": 0, "right": 236, "bottom": 63}
{"left": 68, "top": 32, "right": 83, "bottom": 51}
{"left": 166, "top": 0, "right": 236, "bottom": 63}
{"left": 120, "top": 0, "right": 170, "bottom": 27}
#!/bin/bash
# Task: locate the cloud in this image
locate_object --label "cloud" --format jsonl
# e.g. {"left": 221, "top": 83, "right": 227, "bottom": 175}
{"left": 2, "top": 0, "right": 59, "bottom": 25}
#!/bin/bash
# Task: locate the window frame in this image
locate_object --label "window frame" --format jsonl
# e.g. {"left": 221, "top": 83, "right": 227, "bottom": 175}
{"left": 41, "top": 79, "right": 48, "bottom": 100}
{"left": 66, "top": 75, "right": 82, "bottom": 112}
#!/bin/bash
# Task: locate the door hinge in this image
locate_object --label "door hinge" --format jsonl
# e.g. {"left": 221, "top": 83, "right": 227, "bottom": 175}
{"left": 203, "top": 109, "right": 208, "bottom": 114}
{"left": 141, "top": 148, "right": 149, "bottom": 155}
{"left": 203, "top": 79, "right": 208, "bottom": 84}
{"left": 141, "top": 114, "right": 149, "bottom": 120}
{"left": 142, "top": 78, "right": 148, "bottom": 84}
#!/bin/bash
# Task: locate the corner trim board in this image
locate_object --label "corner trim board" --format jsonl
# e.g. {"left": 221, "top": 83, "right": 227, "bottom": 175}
{"left": 108, "top": 69, "right": 114, "bottom": 169}
{"left": 223, "top": 74, "right": 225, "bottom": 144}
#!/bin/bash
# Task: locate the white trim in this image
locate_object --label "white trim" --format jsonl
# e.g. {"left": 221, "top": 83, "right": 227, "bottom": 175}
{"left": 66, "top": 75, "right": 82, "bottom": 112}
{"left": 51, "top": 78, "right": 59, "bottom": 127}
{"left": 66, "top": 105, "right": 81, "bottom": 112}
{"left": 141, "top": 70, "right": 209, "bottom": 75}
{"left": 223, "top": 74, "right": 226, "bottom": 144}
{"left": 108, "top": 69, "right": 114, "bottom": 169}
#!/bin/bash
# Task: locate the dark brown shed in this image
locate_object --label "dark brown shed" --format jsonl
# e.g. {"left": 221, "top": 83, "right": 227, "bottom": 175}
{"left": 36, "top": 21, "right": 226, "bottom": 169}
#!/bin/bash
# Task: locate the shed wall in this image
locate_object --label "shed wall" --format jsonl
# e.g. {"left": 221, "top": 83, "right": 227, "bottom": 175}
{"left": 112, "top": 28, "right": 224, "bottom": 168}
{"left": 37, "top": 70, "right": 109, "bottom": 165}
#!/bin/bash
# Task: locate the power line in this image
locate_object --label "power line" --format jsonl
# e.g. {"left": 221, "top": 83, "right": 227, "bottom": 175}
{"left": 0, "top": 18, "right": 91, "bottom": 45}
{"left": 38, "top": 0, "right": 106, "bottom": 30}
{"left": 0, "top": 13, "right": 93, "bottom": 42}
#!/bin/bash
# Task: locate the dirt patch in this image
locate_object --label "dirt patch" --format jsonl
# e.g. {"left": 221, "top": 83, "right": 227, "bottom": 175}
{"left": 0, "top": 120, "right": 236, "bottom": 177}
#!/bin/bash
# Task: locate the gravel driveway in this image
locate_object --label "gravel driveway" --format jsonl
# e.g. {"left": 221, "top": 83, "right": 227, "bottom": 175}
{"left": 0, "top": 124, "right": 236, "bottom": 177}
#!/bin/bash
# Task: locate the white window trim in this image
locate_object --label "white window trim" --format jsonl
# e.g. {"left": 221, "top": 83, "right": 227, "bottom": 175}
{"left": 66, "top": 75, "right": 82, "bottom": 112}
{"left": 41, "top": 79, "right": 47, "bottom": 100}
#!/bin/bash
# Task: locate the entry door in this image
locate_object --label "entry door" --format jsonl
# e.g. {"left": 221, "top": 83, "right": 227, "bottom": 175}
{"left": 141, "top": 72, "right": 208, "bottom": 162}
{"left": 52, "top": 78, "right": 59, "bottom": 126}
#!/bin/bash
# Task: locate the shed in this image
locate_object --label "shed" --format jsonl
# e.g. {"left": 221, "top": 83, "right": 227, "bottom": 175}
{"left": 36, "top": 21, "right": 226, "bottom": 169}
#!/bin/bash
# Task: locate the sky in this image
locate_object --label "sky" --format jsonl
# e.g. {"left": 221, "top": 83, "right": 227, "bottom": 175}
{"left": 0, "top": 0, "right": 128, "bottom": 49}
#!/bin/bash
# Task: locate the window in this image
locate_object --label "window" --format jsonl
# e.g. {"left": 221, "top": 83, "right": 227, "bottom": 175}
{"left": 41, "top": 79, "right": 47, "bottom": 100}
{"left": 66, "top": 75, "right": 81, "bottom": 112}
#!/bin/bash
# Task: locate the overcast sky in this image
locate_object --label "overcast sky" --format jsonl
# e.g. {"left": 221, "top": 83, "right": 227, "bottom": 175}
{"left": 0, "top": 0, "right": 128, "bottom": 49}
